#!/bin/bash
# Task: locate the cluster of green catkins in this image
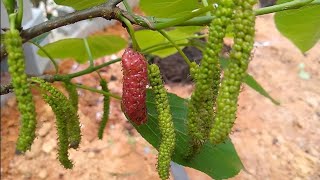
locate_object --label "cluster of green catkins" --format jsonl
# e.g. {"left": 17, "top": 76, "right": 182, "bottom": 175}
{"left": 148, "top": 64, "right": 176, "bottom": 180}
{"left": 98, "top": 79, "right": 110, "bottom": 139}
{"left": 33, "top": 77, "right": 81, "bottom": 168}
{"left": 5, "top": 29, "right": 37, "bottom": 153}
{"left": 187, "top": 0, "right": 234, "bottom": 156}
{"left": 209, "top": 0, "right": 256, "bottom": 144}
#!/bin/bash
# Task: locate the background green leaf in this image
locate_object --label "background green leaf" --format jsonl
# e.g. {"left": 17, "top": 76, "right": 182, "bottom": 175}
{"left": 139, "top": 0, "right": 200, "bottom": 18}
{"left": 136, "top": 27, "right": 202, "bottom": 57}
{"left": 243, "top": 74, "right": 280, "bottom": 105}
{"left": 131, "top": 90, "right": 243, "bottom": 179}
{"left": 274, "top": 0, "right": 320, "bottom": 52}
{"left": 38, "top": 35, "right": 126, "bottom": 63}
{"left": 54, "top": 0, "right": 105, "bottom": 10}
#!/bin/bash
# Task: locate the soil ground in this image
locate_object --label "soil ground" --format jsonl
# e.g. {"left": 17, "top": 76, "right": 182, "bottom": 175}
{"left": 1, "top": 14, "right": 320, "bottom": 180}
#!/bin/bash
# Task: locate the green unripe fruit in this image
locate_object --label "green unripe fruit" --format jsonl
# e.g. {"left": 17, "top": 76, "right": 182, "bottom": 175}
{"left": 64, "top": 81, "right": 79, "bottom": 112}
{"left": 33, "top": 78, "right": 81, "bottom": 149}
{"left": 186, "top": 0, "right": 234, "bottom": 158}
{"left": 4, "top": 29, "right": 37, "bottom": 153}
{"left": 98, "top": 79, "right": 110, "bottom": 139}
{"left": 148, "top": 64, "right": 176, "bottom": 180}
{"left": 42, "top": 94, "right": 73, "bottom": 169}
{"left": 209, "top": 0, "right": 256, "bottom": 144}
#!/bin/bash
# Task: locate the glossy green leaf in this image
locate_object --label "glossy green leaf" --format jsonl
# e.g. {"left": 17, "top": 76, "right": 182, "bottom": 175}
{"left": 38, "top": 35, "right": 126, "bottom": 63}
{"left": 136, "top": 27, "right": 202, "bottom": 58}
{"left": 54, "top": 0, "right": 105, "bottom": 10}
{"left": 220, "top": 58, "right": 280, "bottom": 105}
{"left": 130, "top": 90, "right": 243, "bottom": 179}
{"left": 140, "top": 0, "right": 200, "bottom": 18}
{"left": 274, "top": 0, "right": 320, "bottom": 52}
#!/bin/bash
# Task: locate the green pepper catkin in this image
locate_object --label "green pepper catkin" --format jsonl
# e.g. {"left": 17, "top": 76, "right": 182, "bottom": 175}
{"left": 64, "top": 81, "right": 79, "bottom": 112}
{"left": 209, "top": 0, "right": 256, "bottom": 144}
{"left": 33, "top": 78, "right": 81, "bottom": 149}
{"left": 42, "top": 94, "right": 73, "bottom": 169}
{"left": 148, "top": 64, "right": 175, "bottom": 180}
{"left": 5, "top": 29, "right": 37, "bottom": 153}
{"left": 186, "top": 0, "right": 234, "bottom": 157}
{"left": 98, "top": 79, "right": 110, "bottom": 139}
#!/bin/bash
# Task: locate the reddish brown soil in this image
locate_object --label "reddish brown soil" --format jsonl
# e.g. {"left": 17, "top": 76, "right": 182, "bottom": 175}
{"left": 1, "top": 14, "right": 320, "bottom": 180}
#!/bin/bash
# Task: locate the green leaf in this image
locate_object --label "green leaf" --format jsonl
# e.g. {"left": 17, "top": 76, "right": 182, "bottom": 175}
{"left": 140, "top": 0, "right": 200, "bottom": 18}
{"left": 274, "top": 0, "right": 320, "bottom": 52}
{"left": 38, "top": 35, "right": 126, "bottom": 63}
{"left": 136, "top": 27, "right": 202, "bottom": 58}
{"left": 54, "top": 0, "right": 105, "bottom": 10}
{"left": 243, "top": 74, "right": 280, "bottom": 105}
{"left": 131, "top": 90, "right": 243, "bottom": 179}
{"left": 220, "top": 58, "right": 280, "bottom": 105}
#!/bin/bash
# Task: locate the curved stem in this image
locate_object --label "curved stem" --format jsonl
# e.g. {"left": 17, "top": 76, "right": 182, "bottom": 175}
{"left": 158, "top": 30, "right": 192, "bottom": 66}
{"left": 142, "top": 34, "right": 206, "bottom": 53}
{"left": 119, "top": 15, "right": 140, "bottom": 51}
{"left": 154, "top": 4, "right": 215, "bottom": 29}
{"left": 123, "top": 0, "right": 133, "bottom": 14}
{"left": 54, "top": 58, "right": 121, "bottom": 81}
{"left": 142, "top": 43, "right": 190, "bottom": 54}
{"left": 28, "top": 41, "right": 59, "bottom": 74}
{"left": 2, "top": 0, "right": 15, "bottom": 15}
{"left": 9, "top": 13, "right": 16, "bottom": 30}
{"left": 142, "top": 42, "right": 188, "bottom": 53}
{"left": 83, "top": 38, "right": 94, "bottom": 67}
{"left": 74, "top": 83, "right": 121, "bottom": 100}
{"left": 16, "top": 0, "right": 23, "bottom": 29}
{"left": 254, "top": 0, "right": 315, "bottom": 15}
{"left": 96, "top": 71, "right": 103, "bottom": 80}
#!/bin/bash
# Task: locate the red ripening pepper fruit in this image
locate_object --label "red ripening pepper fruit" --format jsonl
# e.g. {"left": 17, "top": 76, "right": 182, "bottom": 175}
{"left": 121, "top": 48, "right": 148, "bottom": 125}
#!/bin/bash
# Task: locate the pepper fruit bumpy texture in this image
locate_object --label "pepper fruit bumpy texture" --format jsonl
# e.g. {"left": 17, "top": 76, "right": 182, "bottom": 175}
{"left": 62, "top": 81, "right": 81, "bottom": 148}
{"left": 209, "top": 0, "right": 256, "bottom": 144}
{"left": 121, "top": 48, "right": 148, "bottom": 125}
{"left": 5, "top": 29, "right": 37, "bottom": 153}
{"left": 148, "top": 64, "right": 176, "bottom": 180}
{"left": 34, "top": 78, "right": 81, "bottom": 150}
{"left": 186, "top": 0, "right": 234, "bottom": 156}
{"left": 42, "top": 94, "right": 74, "bottom": 169}
{"left": 64, "top": 81, "right": 79, "bottom": 112}
{"left": 98, "top": 79, "right": 110, "bottom": 139}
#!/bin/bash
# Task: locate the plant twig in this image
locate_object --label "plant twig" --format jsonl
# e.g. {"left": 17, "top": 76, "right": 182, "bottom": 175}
{"left": 1, "top": 0, "right": 317, "bottom": 61}
{"left": 83, "top": 38, "right": 94, "bottom": 67}
{"left": 16, "top": 0, "right": 23, "bottom": 29}
{"left": 255, "top": 0, "right": 314, "bottom": 15}
{"left": 119, "top": 15, "right": 140, "bottom": 51}
{"left": 0, "top": 75, "right": 55, "bottom": 95}
{"left": 158, "top": 30, "right": 192, "bottom": 66}
{"left": 153, "top": 4, "right": 215, "bottom": 29}
{"left": 28, "top": 41, "right": 59, "bottom": 74}
{"left": 1, "top": 2, "right": 123, "bottom": 60}
{"left": 74, "top": 83, "right": 121, "bottom": 100}
{"left": 54, "top": 58, "right": 121, "bottom": 81}
{"left": 123, "top": 0, "right": 133, "bottom": 14}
